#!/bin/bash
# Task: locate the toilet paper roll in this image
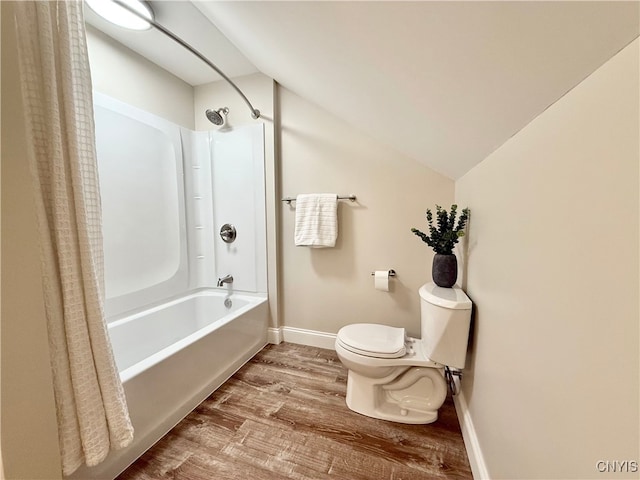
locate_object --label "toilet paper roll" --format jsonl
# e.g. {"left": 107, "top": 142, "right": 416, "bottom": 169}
{"left": 374, "top": 270, "right": 390, "bottom": 292}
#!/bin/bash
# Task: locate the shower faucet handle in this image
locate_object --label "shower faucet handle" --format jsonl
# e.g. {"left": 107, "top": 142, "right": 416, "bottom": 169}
{"left": 217, "top": 275, "right": 234, "bottom": 287}
{"left": 220, "top": 224, "right": 237, "bottom": 243}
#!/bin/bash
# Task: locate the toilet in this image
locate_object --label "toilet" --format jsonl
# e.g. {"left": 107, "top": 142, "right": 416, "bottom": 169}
{"left": 335, "top": 282, "right": 472, "bottom": 424}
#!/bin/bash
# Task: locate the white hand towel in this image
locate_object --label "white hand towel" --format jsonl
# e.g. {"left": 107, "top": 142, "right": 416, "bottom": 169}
{"left": 294, "top": 194, "right": 338, "bottom": 247}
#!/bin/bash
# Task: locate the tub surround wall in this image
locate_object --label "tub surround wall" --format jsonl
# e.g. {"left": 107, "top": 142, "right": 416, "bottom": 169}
{"left": 87, "top": 35, "right": 273, "bottom": 304}
{"left": 194, "top": 73, "right": 279, "bottom": 327}
{"left": 455, "top": 39, "right": 639, "bottom": 479}
{"left": 208, "top": 125, "right": 267, "bottom": 293}
{"left": 94, "top": 94, "right": 190, "bottom": 317}
{"left": 94, "top": 92, "right": 267, "bottom": 320}
{"left": 278, "top": 87, "right": 454, "bottom": 339}
{"left": 184, "top": 125, "right": 267, "bottom": 294}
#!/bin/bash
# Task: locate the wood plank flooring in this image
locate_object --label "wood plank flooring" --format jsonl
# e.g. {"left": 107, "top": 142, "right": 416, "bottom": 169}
{"left": 117, "top": 343, "right": 472, "bottom": 480}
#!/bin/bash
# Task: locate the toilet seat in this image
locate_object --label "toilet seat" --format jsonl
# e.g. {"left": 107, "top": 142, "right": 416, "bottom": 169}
{"left": 336, "top": 323, "right": 406, "bottom": 359}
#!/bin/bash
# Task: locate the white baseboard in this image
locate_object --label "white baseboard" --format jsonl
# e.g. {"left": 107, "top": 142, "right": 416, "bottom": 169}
{"left": 267, "top": 326, "right": 336, "bottom": 350}
{"left": 453, "top": 378, "right": 490, "bottom": 480}
{"left": 267, "top": 327, "right": 283, "bottom": 345}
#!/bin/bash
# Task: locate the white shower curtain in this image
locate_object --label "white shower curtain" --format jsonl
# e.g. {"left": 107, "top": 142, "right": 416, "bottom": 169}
{"left": 14, "top": 1, "right": 134, "bottom": 475}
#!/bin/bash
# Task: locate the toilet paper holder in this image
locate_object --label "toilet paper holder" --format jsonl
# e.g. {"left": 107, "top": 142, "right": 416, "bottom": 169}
{"left": 370, "top": 269, "right": 396, "bottom": 277}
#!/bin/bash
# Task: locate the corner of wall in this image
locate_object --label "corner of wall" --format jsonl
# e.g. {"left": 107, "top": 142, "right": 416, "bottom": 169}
{"left": 1, "top": 3, "right": 62, "bottom": 477}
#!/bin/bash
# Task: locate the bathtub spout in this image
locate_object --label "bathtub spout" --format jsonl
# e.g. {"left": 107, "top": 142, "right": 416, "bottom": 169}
{"left": 217, "top": 275, "right": 233, "bottom": 287}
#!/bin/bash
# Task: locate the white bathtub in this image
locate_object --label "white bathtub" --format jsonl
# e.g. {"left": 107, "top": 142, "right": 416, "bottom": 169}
{"left": 69, "top": 289, "right": 268, "bottom": 480}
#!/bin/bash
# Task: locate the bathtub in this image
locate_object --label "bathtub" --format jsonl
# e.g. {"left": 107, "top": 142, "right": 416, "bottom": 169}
{"left": 69, "top": 289, "right": 268, "bottom": 480}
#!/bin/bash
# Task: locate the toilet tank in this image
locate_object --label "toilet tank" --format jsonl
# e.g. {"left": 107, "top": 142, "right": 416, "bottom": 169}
{"left": 419, "top": 283, "right": 472, "bottom": 369}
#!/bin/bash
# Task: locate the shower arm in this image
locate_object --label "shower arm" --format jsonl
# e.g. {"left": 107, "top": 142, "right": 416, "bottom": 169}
{"left": 111, "top": 0, "right": 261, "bottom": 120}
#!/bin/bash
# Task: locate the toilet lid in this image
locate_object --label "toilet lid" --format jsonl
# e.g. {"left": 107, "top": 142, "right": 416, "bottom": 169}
{"left": 337, "top": 323, "right": 406, "bottom": 358}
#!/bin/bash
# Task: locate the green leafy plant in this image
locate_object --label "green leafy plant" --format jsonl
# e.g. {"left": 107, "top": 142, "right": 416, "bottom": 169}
{"left": 411, "top": 204, "right": 470, "bottom": 255}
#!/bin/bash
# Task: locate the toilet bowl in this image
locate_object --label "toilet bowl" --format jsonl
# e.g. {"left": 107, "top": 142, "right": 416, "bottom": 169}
{"left": 335, "top": 282, "right": 472, "bottom": 424}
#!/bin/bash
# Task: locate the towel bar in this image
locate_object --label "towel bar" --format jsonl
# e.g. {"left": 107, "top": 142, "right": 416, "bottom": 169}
{"left": 282, "top": 194, "right": 356, "bottom": 205}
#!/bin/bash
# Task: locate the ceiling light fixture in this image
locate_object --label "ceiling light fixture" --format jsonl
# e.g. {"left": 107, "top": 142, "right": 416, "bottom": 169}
{"left": 86, "top": 0, "right": 154, "bottom": 31}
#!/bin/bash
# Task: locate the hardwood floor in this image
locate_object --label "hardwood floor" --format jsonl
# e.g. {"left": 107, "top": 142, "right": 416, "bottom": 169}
{"left": 117, "top": 343, "right": 472, "bottom": 480}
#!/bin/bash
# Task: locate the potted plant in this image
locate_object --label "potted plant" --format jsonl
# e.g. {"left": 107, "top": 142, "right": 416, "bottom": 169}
{"left": 411, "top": 204, "right": 469, "bottom": 287}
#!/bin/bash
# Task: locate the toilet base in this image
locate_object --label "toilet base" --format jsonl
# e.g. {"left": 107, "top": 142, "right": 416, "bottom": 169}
{"left": 345, "top": 367, "right": 447, "bottom": 424}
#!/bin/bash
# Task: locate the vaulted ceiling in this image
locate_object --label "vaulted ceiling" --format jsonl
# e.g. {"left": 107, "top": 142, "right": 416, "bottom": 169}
{"left": 86, "top": 1, "right": 640, "bottom": 179}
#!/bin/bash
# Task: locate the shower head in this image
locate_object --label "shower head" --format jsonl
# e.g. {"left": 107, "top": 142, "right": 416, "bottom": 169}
{"left": 205, "top": 107, "right": 229, "bottom": 126}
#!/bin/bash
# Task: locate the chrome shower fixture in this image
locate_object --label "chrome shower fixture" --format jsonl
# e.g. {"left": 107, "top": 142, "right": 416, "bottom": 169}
{"left": 205, "top": 107, "right": 229, "bottom": 126}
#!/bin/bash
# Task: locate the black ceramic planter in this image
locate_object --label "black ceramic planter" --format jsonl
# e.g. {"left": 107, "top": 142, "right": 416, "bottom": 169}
{"left": 432, "top": 254, "right": 457, "bottom": 288}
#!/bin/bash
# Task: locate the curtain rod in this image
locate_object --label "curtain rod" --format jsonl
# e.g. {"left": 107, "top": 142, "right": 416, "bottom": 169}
{"left": 111, "top": 0, "right": 260, "bottom": 120}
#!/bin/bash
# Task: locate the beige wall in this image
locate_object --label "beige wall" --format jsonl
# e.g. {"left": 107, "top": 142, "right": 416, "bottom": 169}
{"left": 455, "top": 39, "right": 639, "bottom": 479}
{"left": 1, "top": 3, "right": 63, "bottom": 478}
{"left": 279, "top": 88, "right": 453, "bottom": 337}
{"left": 86, "top": 26, "right": 194, "bottom": 129}
{"left": 194, "top": 73, "right": 280, "bottom": 329}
